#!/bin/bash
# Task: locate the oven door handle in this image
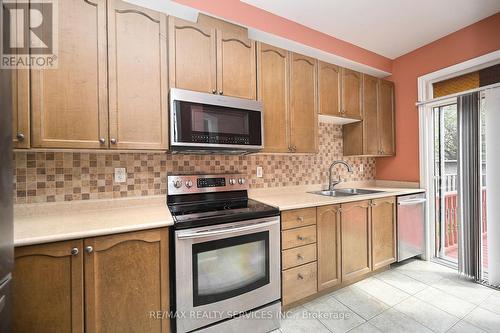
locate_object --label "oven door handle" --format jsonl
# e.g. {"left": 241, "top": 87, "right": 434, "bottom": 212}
{"left": 176, "top": 219, "right": 278, "bottom": 240}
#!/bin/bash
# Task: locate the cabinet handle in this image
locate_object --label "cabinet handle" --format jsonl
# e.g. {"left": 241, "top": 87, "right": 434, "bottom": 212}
{"left": 297, "top": 273, "right": 304, "bottom": 280}
{"left": 297, "top": 235, "right": 305, "bottom": 241}
{"left": 16, "top": 133, "right": 25, "bottom": 142}
{"left": 85, "top": 246, "right": 94, "bottom": 254}
{"left": 110, "top": 138, "right": 117, "bottom": 144}
{"left": 297, "top": 254, "right": 303, "bottom": 260}
{"left": 218, "top": 90, "right": 223, "bottom": 95}
{"left": 71, "top": 248, "right": 79, "bottom": 256}
{"left": 296, "top": 216, "right": 304, "bottom": 223}
{"left": 99, "top": 138, "right": 105, "bottom": 144}
{"left": 212, "top": 89, "right": 217, "bottom": 94}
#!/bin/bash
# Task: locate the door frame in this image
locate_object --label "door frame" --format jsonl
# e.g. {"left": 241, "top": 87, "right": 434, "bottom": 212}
{"left": 417, "top": 50, "right": 500, "bottom": 261}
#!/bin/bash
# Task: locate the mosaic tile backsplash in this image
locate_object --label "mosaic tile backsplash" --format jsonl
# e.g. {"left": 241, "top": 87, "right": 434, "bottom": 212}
{"left": 13, "top": 123, "right": 376, "bottom": 204}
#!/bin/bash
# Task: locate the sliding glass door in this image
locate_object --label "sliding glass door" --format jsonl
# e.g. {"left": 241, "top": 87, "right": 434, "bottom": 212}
{"left": 432, "top": 101, "right": 459, "bottom": 266}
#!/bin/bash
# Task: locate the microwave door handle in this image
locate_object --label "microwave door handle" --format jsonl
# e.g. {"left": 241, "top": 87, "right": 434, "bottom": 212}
{"left": 398, "top": 198, "right": 427, "bottom": 206}
{"left": 177, "top": 220, "right": 278, "bottom": 240}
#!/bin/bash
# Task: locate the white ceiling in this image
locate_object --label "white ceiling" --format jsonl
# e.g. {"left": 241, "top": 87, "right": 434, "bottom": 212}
{"left": 241, "top": 0, "right": 500, "bottom": 59}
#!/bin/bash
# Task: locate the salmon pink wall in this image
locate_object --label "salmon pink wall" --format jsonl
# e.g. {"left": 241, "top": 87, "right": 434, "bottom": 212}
{"left": 172, "top": 0, "right": 392, "bottom": 73}
{"left": 376, "top": 13, "right": 500, "bottom": 181}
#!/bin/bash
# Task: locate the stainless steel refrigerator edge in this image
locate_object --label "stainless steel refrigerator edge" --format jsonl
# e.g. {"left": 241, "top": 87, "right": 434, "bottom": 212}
{"left": 0, "top": 0, "right": 14, "bottom": 330}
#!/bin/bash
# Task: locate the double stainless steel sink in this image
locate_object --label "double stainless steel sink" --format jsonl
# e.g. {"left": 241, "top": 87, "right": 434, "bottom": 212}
{"left": 309, "top": 188, "right": 383, "bottom": 197}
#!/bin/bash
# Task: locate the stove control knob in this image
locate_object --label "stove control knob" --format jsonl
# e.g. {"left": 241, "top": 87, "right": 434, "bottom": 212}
{"left": 185, "top": 180, "right": 193, "bottom": 188}
{"left": 238, "top": 178, "right": 246, "bottom": 185}
{"left": 173, "top": 180, "right": 183, "bottom": 188}
{"left": 229, "top": 178, "right": 236, "bottom": 185}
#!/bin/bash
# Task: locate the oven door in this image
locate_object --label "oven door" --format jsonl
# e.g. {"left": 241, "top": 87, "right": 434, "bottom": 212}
{"left": 175, "top": 217, "right": 280, "bottom": 333}
{"left": 170, "top": 88, "right": 263, "bottom": 151}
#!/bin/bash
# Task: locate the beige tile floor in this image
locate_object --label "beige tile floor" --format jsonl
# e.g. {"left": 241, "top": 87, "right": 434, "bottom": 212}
{"left": 275, "top": 259, "right": 500, "bottom": 333}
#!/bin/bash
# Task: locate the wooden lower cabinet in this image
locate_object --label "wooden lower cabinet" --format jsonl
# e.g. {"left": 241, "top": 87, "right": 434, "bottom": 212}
{"left": 12, "top": 240, "right": 84, "bottom": 333}
{"left": 12, "top": 228, "right": 169, "bottom": 333}
{"left": 85, "top": 229, "right": 169, "bottom": 333}
{"left": 282, "top": 262, "right": 317, "bottom": 306}
{"left": 340, "top": 200, "right": 372, "bottom": 282}
{"left": 281, "top": 209, "right": 318, "bottom": 306}
{"left": 281, "top": 197, "right": 397, "bottom": 306}
{"left": 371, "top": 197, "right": 397, "bottom": 270}
{"left": 317, "top": 205, "right": 341, "bottom": 291}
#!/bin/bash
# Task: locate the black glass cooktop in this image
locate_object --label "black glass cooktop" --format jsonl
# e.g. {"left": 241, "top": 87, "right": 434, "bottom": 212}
{"left": 168, "top": 193, "right": 279, "bottom": 229}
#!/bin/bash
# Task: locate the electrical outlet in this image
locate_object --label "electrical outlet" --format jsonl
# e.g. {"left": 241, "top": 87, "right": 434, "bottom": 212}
{"left": 256, "top": 166, "right": 263, "bottom": 178}
{"left": 359, "top": 164, "right": 364, "bottom": 172}
{"left": 114, "top": 168, "right": 127, "bottom": 183}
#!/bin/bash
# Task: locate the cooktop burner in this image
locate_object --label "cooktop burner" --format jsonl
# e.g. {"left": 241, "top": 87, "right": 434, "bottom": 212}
{"left": 167, "top": 174, "right": 279, "bottom": 229}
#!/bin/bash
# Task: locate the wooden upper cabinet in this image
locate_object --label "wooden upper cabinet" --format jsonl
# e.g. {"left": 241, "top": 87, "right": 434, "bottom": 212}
{"left": 289, "top": 52, "right": 318, "bottom": 153}
{"left": 257, "top": 43, "right": 289, "bottom": 153}
{"left": 318, "top": 61, "right": 341, "bottom": 117}
{"left": 107, "top": 1, "right": 168, "bottom": 150}
{"left": 317, "top": 205, "right": 341, "bottom": 291}
{"left": 344, "top": 76, "right": 396, "bottom": 157}
{"left": 341, "top": 200, "right": 372, "bottom": 282}
{"left": 12, "top": 240, "right": 84, "bottom": 333}
{"left": 169, "top": 17, "right": 217, "bottom": 94}
{"left": 378, "top": 80, "right": 395, "bottom": 155}
{"left": 31, "top": 0, "right": 108, "bottom": 149}
{"left": 84, "top": 229, "right": 169, "bottom": 333}
{"left": 217, "top": 30, "right": 256, "bottom": 99}
{"left": 341, "top": 68, "right": 362, "bottom": 119}
{"left": 12, "top": 68, "right": 30, "bottom": 149}
{"left": 371, "top": 197, "right": 397, "bottom": 270}
{"left": 363, "top": 74, "right": 379, "bottom": 155}
{"left": 9, "top": 0, "right": 30, "bottom": 148}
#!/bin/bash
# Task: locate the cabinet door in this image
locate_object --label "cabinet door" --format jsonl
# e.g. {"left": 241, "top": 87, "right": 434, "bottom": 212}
{"left": 12, "top": 69, "right": 30, "bottom": 148}
{"left": 362, "top": 74, "right": 379, "bottom": 155}
{"left": 12, "top": 240, "right": 84, "bottom": 333}
{"left": 9, "top": 0, "right": 30, "bottom": 148}
{"left": 289, "top": 52, "right": 318, "bottom": 153}
{"left": 341, "top": 68, "right": 362, "bottom": 119}
{"left": 84, "top": 229, "right": 169, "bottom": 333}
{"left": 371, "top": 197, "right": 397, "bottom": 270}
{"left": 31, "top": 0, "right": 108, "bottom": 149}
{"left": 318, "top": 61, "right": 341, "bottom": 117}
{"left": 378, "top": 80, "right": 395, "bottom": 156}
{"left": 217, "top": 30, "right": 256, "bottom": 99}
{"left": 107, "top": 1, "right": 168, "bottom": 150}
{"left": 169, "top": 17, "right": 216, "bottom": 94}
{"left": 341, "top": 200, "right": 371, "bottom": 281}
{"left": 257, "top": 43, "right": 289, "bottom": 153}
{"left": 317, "top": 205, "right": 341, "bottom": 290}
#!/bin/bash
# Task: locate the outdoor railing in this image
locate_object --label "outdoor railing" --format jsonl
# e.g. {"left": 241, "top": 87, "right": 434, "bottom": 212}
{"left": 441, "top": 189, "right": 487, "bottom": 248}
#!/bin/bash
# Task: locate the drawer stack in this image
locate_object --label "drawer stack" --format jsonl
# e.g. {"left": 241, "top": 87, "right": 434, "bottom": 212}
{"left": 281, "top": 207, "right": 318, "bottom": 306}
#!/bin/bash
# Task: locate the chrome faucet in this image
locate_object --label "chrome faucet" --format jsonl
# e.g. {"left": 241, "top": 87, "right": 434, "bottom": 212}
{"left": 328, "top": 160, "right": 353, "bottom": 190}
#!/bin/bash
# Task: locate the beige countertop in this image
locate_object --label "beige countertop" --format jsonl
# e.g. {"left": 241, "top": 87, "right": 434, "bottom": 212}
{"left": 14, "top": 196, "right": 173, "bottom": 247}
{"left": 14, "top": 181, "right": 424, "bottom": 246}
{"left": 249, "top": 181, "right": 425, "bottom": 211}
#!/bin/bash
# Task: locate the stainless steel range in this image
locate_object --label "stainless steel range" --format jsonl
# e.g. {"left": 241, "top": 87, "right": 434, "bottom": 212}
{"left": 167, "top": 174, "right": 281, "bottom": 333}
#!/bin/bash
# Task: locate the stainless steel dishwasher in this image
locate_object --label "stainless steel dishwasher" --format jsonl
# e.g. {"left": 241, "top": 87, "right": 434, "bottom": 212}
{"left": 397, "top": 193, "right": 426, "bottom": 262}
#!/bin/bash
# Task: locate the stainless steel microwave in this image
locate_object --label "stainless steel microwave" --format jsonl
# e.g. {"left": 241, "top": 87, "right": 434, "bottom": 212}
{"left": 169, "top": 89, "right": 264, "bottom": 153}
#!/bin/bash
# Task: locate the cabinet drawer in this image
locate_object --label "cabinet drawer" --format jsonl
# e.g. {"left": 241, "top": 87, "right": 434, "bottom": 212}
{"left": 282, "top": 244, "right": 317, "bottom": 270}
{"left": 282, "top": 262, "right": 317, "bottom": 305}
{"left": 282, "top": 225, "right": 316, "bottom": 250}
{"left": 281, "top": 208, "right": 316, "bottom": 230}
